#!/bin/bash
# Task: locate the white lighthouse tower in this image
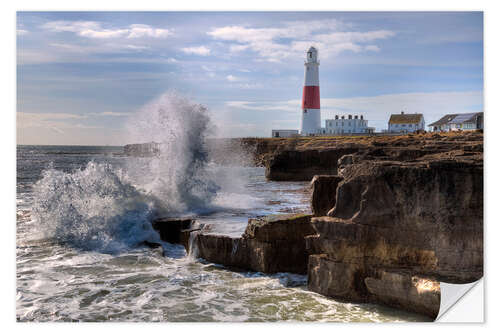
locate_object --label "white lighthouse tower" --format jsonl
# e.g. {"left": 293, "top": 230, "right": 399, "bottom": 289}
{"left": 300, "top": 46, "right": 321, "bottom": 135}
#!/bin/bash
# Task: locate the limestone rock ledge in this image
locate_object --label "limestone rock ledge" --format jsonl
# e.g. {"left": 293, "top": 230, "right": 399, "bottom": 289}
{"left": 306, "top": 153, "right": 482, "bottom": 319}
{"left": 196, "top": 214, "right": 315, "bottom": 274}
{"left": 307, "top": 254, "right": 441, "bottom": 319}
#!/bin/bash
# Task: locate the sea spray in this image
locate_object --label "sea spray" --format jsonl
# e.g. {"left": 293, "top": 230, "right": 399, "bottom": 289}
{"left": 187, "top": 231, "right": 200, "bottom": 259}
{"left": 31, "top": 162, "right": 161, "bottom": 253}
{"left": 31, "top": 92, "right": 222, "bottom": 252}
{"left": 124, "top": 91, "right": 220, "bottom": 215}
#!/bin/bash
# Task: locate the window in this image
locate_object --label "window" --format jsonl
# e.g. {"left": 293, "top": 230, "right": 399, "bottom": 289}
{"left": 349, "top": 122, "right": 351, "bottom": 126}
{"left": 409, "top": 124, "right": 412, "bottom": 127}
{"left": 402, "top": 124, "right": 406, "bottom": 127}
{"left": 336, "top": 122, "right": 338, "bottom": 126}
{"left": 304, "top": 109, "right": 307, "bottom": 113}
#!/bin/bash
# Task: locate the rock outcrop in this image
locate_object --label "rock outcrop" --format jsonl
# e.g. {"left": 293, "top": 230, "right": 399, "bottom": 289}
{"left": 123, "top": 142, "right": 160, "bottom": 157}
{"left": 265, "top": 148, "right": 360, "bottom": 181}
{"left": 306, "top": 148, "right": 482, "bottom": 319}
{"left": 310, "top": 175, "right": 343, "bottom": 216}
{"left": 195, "top": 214, "right": 316, "bottom": 274}
{"left": 265, "top": 131, "right": 483, "bottom": 181}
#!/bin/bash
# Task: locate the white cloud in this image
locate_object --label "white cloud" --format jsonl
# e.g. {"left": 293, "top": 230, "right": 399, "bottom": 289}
{"left": 365, "top": 45, "right": 381, "bottom": 52}
{"left": 124, "top": 45, "right": 150, "bottom": 51}
{"left": 226, "top": 75, "right": 240, "bottom": 82}
{"left": 181, "top": 46, "right": 211, "bottom": 56}
{"left": 208, "top": 20, "right": 395, "bottom": 62}
{"left": 127, "top": 24, "right": 172, "bottom": 38}
{"left": 166, "top": 57, "right": 178, "bottom": 63}
{"left": 42, "top": 21, "right": 171, "bottom": 39}
{"left": 17, "top": 29, "right": 29, "bottom": 36}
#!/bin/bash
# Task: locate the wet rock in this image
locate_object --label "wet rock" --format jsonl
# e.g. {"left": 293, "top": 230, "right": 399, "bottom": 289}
{"left": 310, "top": 175, "right": 343, "bottom": 216}
{"left": 243, "top": 213, "right": 314, "bottom": 242}
{"left": 123, "top": 142, "right": 160, "bottom": 157}
{"left": 151, "top": 218, "right": 195, "bottom": 244}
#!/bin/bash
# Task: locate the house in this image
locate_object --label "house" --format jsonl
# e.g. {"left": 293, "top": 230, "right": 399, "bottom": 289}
{"left": 271, "top": 129, "right": 300, "bottom": 138}
{"left": 324, "top": 114, "right": 374, "bottom": 134}
{"left": 428, "top": 112, "right": 483, "bottom": 132}
{"left": 388, "top": 112, "right": 425, "bottom": 133}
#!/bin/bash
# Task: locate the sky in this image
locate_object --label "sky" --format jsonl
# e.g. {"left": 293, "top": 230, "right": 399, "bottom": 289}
{"left": 16, "top": 11, "right": 483, "bottom": 145}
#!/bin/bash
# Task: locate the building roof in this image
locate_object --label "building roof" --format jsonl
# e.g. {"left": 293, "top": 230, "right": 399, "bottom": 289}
{"left": 448, "top": 112, "right": 482, "bottom": 124}
{"left": 389, "top": 113, "right": 423, "bottom": 124}
{"left": 428, "top": 114, "right": 458, "bottom": 127}
{"left": 428, "top": 112, "right": 483, "bottom": 127}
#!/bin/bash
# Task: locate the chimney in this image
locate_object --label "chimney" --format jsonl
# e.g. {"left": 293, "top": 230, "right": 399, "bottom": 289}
{"left": 341, "top": 116, "right": 345, "bottom": 119}
{"left": 401, "top": 111, "right": 404, "bottom": 114}
{"left": 360, "top": 115, "right": 364, "bottom": 120}
{"left": 354, "top": 115, "right": 358, "bottom": 119}
{"left": 348, "top": 115, "right": 352, "bottom": 119}
{"left": 335, "top": 115, "right": 339, "bottom": 120}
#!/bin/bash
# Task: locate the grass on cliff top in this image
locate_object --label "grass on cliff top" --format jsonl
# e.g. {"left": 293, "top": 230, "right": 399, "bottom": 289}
{"left": 242, "top": 131, "right": 483, "bottom": 150}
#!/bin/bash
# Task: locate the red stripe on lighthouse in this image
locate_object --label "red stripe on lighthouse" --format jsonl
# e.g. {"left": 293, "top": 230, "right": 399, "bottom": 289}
{"left": 302, "top": 86, "right": 320, "bottom": 109}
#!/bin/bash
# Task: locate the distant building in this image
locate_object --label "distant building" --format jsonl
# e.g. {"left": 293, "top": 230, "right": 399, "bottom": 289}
{"left": 271, "top": 129, "right": 300, "bottom": 138}
{"left": 388, "top": 112, "right": 425, "bottom": 133}
{"left": 428, "top": 112, "right": 483, "bottom": 132}
{"left": 324, "top": 114, "right": 374, "bottom": 134}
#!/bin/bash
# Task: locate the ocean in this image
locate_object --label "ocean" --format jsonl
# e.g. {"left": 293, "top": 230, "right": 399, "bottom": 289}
{"left": 15, "top": 144, "right": 429, "bottom": 322}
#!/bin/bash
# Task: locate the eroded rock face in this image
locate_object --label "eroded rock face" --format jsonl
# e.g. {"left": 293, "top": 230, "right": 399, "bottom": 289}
{"left": 324, "top": 158, "right": 483, "bottom": 282}
{"left": 306, "top": 153, "right": 482, "bottom": 318}
{"left": 310, "top": 175, "right": 343, "bottom": 216}
{"left": 265, "top": 132, "right": 483, "bottom": 181}
{"left": 265, "top": 148, "right": 360, "bottom": 181}
{"left": 194, "top": 214, "right": 315, "bottom": 274}
{"left": 365, "top": 270, "right": 440, "bottom": 319}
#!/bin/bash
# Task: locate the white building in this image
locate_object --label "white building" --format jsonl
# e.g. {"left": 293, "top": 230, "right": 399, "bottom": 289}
{"left": 324, "top": 115, "right": 374, "bottom": 134}
{"left": 271, "top": 129, "right": 300, "bottom": 138}
{"left": 428, "top": 112, "right": 483, "bottom": 132}
{"left": 388, "top": 112, "right": 425, "bottom": 133}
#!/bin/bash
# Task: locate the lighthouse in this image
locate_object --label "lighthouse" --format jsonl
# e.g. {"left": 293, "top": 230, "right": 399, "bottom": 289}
{"left": 300, "top": 46, "right": 321, "bottom": 135}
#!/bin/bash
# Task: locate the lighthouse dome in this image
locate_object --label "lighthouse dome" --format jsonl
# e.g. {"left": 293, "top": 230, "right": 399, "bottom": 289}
{"left": 306, "top": 46, "right": 318, "bottom": 63}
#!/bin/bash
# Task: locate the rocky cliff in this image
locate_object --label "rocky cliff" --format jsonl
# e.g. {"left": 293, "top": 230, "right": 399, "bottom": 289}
{"left": 305, "top": 136, "right": 483, "bottom": 319}
{"left": 265, "top": 131, "right": 483, "bottom": 180}
{"left": 148, "top": 132, "right": 483, "bottom": 320}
